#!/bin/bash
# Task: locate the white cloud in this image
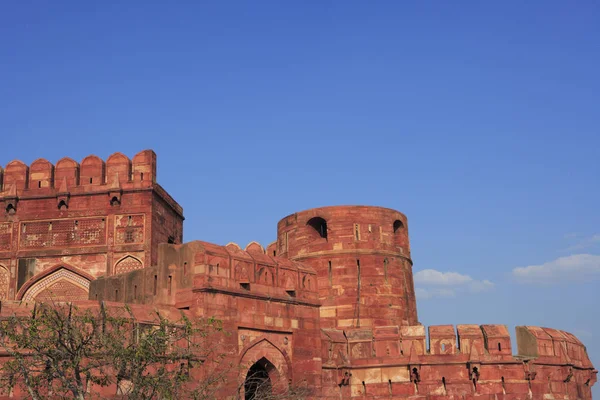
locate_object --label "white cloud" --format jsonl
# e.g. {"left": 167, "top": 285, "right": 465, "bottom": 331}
{"left": 414, "top": 269, "right": 472, "bottom": 286}
{"left": 512, "top": 254, "right": 600, "bottom": 284}
{"left": 414, "top": 269, "right": 494, "bottom": 299}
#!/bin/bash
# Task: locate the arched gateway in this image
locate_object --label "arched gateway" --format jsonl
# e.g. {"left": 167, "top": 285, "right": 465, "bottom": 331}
{"left": 244, "top": 357, "right": 276, "bottom": 400}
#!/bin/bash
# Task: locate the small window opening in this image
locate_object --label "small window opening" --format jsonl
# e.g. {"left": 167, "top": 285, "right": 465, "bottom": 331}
{"left": 115, "top": 289, "right": 119, "bottom": 300}
{"left": 168, "top": 275, "right": 172, "bottom": 295}
{"left": 140, "top": 172, "right": 144, "bottom": 181}
{"left": 441, "top": 343, "right": 446, "bottom": 352}
{"left": 153, "top": 275, "right": 158, "bottom": 295}
{"left": 38, "top": 181, "right": 41, "bottom": 188}
{"left": 393, "top": 220, "right": 404, "bottom": 233}
{"left": 133, "top": 285, "right": 137, "bottom": 299}
{"left": 442, "top": 377, "right": 447, "bottom": 393}
{"left": 362, "top": 381, "right": 366, "bottom": 393}
{"left": 307, "top": 217, "right": 327, "bottom": 239}
{"left": 388, "top": 379, "right": 392, "bottom": 395}
{"left": 89, "top": 177, "right": 93, "bottom": 184}
{"left": 6, "top": 204, "right": 16, "bottom": 215}
{"left": 48, "top": 222, "right": 52, "bottom": 231}
{"left": 216, "top": 262, "right": 219, "bottom": 274}
{"left": 110, "top": 196, "right": 120, "bottom": 206}
{"left": 240, "top": 282, "right": 250, "bottom": 290}
{"left": 383, "top": 258, "right": 388, "bottom": 283}
{"left": 354, "top": 223, "right": 360, "bottom": 241}
{"left": 168, "top": 236, "right": 175, "bottom": 244}
{"left": 58, "top": 200, "right": 68, "bottom": 210}
{"left": 412, "top": 367, "right": 419, "bottom": 382}
{"left": 95, "top": 293, "right": 98, "bottom": 300}
{"left": 179, "top": 306, "right": 190, "bottom": 311}
{"left": 328, "top": 260, "right": 332, "bottom": 285}
{"left": 183, "top": 262, "right": 188, "bottom": 276}
{"left": 498, "top": 342, "right": 502, "bottom": 351}
{"left": 272, "top": 250, "right": 276, "bottom": 256}
{"left": 286, "top": 289, "right": 296, "bottom": 297}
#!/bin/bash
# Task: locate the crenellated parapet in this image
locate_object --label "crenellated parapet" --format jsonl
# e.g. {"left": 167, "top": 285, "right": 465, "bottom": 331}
{"left": 90, "top": 240, "right": 320, "bottom": 309}
{"left": 0, "top": 150, "right": 182, "bottom": 219}
{"left": 0, "top": 150, "right": 156, "bottom": 196}
{"left": 320, "top": 323, "right": 596, "bottom": 398}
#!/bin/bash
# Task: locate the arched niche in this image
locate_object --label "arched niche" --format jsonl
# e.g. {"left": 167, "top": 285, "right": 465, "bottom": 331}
{"left": 17, "top": 265, "right": 92, "bottom": 303}
{"left": 114, "top": 255, "right": 143, "bottom": 275}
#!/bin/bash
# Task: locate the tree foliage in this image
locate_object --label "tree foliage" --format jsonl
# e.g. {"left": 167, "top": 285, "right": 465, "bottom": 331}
{"left": 0, "top": 301, "right": 228, "bottom": 399}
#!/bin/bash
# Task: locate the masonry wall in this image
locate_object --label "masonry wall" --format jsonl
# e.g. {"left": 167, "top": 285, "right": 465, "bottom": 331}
{"left": 91, "top": 240, "right": 324, "bottom": 398}
{"left": 277, "top": 206, "right": 418, "bottom": 329}
{"left": 0, "top": 150, "right": 183, "bottom": 302}
{"left": 319, "top": 323, "right": 597, "bottom": 399}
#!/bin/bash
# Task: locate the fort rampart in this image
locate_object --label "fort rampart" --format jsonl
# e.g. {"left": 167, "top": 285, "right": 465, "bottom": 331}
{"left": 0, "top": 151, "right": 595, "bottom": 399}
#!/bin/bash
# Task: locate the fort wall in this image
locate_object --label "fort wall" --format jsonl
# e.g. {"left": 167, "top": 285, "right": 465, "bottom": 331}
{"left": 90, "top": 239, "right": 323, "bottom": 394}
{"left": 0, "top": 151, "right": 595, "bottom": 399}
{"left": 320, "top": 323, "right": 596, "bottom": 399}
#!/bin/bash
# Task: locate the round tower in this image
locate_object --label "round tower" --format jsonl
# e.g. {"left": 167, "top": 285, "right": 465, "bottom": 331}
{"left": 276, "top": 206, "right": 419, "bottom": 329}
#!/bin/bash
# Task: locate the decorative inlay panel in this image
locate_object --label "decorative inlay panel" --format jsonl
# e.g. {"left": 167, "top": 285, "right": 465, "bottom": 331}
{"left": 0, "top": 223, "right": 12, "bottom": 251}
{"left": 0, "top": 265, "right": 9, "bottom": 300}
{"left": 21, "top": 268, "right": 90, "bottom": 302}
{"left": 114, "top": 214, "right": 145, "bottom": 245}
{"left": 35, "top": 281, "right": 88, "bottom": 302}
{"left": 19, "top": 218, "right": 106, "bottom": 249}
{"left": 114, "top": 255, "right": 143, "bottom": 275}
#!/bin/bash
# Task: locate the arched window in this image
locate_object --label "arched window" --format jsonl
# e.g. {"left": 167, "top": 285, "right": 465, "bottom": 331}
{"left": 307, "top": 217, "right": 327, "bottom": 239}
{"left": 393, "top": 220, "right": 404, "bottom": 233}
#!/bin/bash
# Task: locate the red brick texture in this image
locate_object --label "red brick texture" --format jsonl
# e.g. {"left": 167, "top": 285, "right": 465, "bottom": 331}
{"left": 277, "top": 206, "right": 418, "bottom": 329}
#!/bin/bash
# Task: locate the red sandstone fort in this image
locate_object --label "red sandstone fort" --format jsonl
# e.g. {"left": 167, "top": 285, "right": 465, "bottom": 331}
{"left": 0, "top": 150, "right": 596, "bottom": 399}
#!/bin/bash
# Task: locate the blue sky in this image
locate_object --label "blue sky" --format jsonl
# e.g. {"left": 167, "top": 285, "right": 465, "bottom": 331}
{"left": 1, "top": 1, "right": 598, "bottom": 393}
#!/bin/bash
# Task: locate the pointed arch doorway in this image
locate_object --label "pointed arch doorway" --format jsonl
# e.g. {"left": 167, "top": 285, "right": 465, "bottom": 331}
{"left": 244, "top": 357, "right": 276, "bottom": 400}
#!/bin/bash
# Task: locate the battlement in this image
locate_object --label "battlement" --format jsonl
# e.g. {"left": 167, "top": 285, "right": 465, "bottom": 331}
{"left": 0, "top": 150, "right": 183, "bottom": 218}
{"left": 322, "top": 323, "right": 594, "bottom": 367}
{"left": 321, "top": 324, "right": 597, "bottom": 398}
{"left": 90, "top": 240, "right": 320, "bottom": 309}
{"left": 0, "top": 150, "right": 156, "bottom": 195}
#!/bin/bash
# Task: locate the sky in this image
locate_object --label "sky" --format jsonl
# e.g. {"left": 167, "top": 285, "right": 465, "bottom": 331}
{"left": 1, "top": 1, "right": 599, "bottom": 395}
